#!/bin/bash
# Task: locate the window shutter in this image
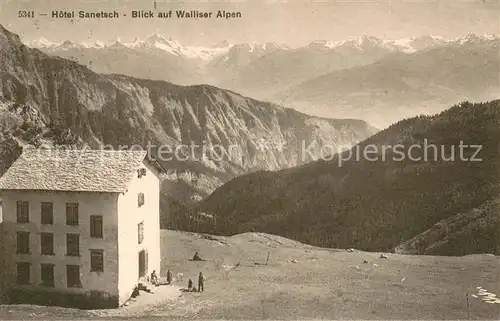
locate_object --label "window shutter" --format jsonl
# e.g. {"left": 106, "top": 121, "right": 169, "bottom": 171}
{"left": 41, "top": 202, "right": 53, "bottom": 225}
{"left": 66, "top": 234, "right": 80, "bottom": 256}
{"left": 16, "top": 201, "right": 29, "bottom": 223}
{"left": 90, "top": 216, "right": 103, "bottom": 238}
{"left": 90, "top": 250, "right": 104, "bottom": 272}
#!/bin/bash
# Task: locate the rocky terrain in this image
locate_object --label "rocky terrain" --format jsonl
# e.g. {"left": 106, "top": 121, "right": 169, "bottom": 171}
{"left": 0, "top": 25, "right": 376, "bottom": 228}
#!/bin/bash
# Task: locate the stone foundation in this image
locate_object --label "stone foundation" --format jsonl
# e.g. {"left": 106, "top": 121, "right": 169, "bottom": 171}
{"left": 8, "top": 288, "right": 119, "bottom": 309}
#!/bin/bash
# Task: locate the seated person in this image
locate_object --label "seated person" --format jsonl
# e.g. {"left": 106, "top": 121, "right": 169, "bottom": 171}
{"left": 150, "top": 270, "right": 158, "bottom": 286}
{"left": 193, "top": 252, "right": 202, "bottom": 261}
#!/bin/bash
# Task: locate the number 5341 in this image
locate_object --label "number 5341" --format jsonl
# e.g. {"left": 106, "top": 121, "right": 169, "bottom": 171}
{"left": 18, "top": 11, "right": 35, "bottom": 18}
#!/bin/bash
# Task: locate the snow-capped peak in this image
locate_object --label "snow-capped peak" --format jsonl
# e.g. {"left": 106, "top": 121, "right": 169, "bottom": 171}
{"left": 482, "top": 33, "right": 499, "bottom": 40}
{"left": 308, "top": 36, "right": 390, "bottom": 51}
{"left": 263, "top": 42, "right": 289, "bottom": 51}
{"left": 384, "top": 36, "right": 448, "bottom": 53}
{"left": 454, "top": 33, "right": 499, "bottom": 45}
{"left": 307, "top": 34, "right": 463, "bottom": 53}
{"left": 29, "top": 37, "right": 105, "bottom": 50}
{"left": 59, "top": 40, "right": 82, "bottom": 50}
{"left": 28, "top": 37, "right": 61, "bottom": 49}
{"left": 119, "top": 33, "right": 235, "bottom": 60}
{"left": 247, "top": 42, "right": 257, "bottom": 53}
{"left": 80, "top": 40, "right": 105, "bottom": 49}
{"left": 126, "top": 37, "right": 142, "bottom": 48}
{"left": 139, "top": 33, "right": 183, "bottom": 55}
{"left": 357, "top": 35, "right": 382, "bottom": 45}
{"left": 225, "top": 41, "right": 288, "bottom": 56}
{"left": 211, "top": 40, "right": 232, "bottom": 49}
{"left": 144, "top": 33, "right": 175, "bottom": 46}
{"left": 309, "top": 34, "right": 498, "bottom": 53}
{"left": 457, "top": 33, "right": 482, "bottom": 44}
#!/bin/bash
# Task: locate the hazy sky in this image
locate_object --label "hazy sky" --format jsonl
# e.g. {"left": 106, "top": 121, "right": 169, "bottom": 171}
{"left": 0, "top": 0, "right": 498, "bottom": 47}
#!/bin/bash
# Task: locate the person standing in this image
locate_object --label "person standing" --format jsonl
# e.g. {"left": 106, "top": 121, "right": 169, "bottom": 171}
{"left": 167, "top": 269, "right": 173, "bottom": 284}
{"left": 198, "top": 272, "right": 205, "bottom": 292}
{"left": 188, "top": 278, "right": 194, "bottom": 292}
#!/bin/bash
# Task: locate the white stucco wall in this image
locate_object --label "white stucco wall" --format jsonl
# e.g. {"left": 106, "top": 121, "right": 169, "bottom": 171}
{"left": 117, "top": 160, "right": 161, "bottom": 304}
{"left": 0, "top": 190, "right": 119, "bottom": 300}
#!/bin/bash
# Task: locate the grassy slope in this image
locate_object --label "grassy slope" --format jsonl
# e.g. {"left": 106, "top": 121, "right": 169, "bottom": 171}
{"left": 200, "top": 100, "right": 500, "bottom": 255}
{"left": 1, "top": 230, "right": 499, "bottom": 319}
{"left": 397, "top": 195, "right": 500, "bottom": 255}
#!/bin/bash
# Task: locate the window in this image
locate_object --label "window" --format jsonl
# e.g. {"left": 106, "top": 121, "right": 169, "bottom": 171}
{"left": 90, "top": 216, "right": 103, "bottom": 238}
{"left": 66, "top": 265, "right": 81, "bottom": 288}
{"left": 41, "top": 202, "right": 53, "bottom": 225}
{"left": 138, "top": 221, "right": 144, "bottom": 244}
{"left": 90, "top": 250, "right": 104, "bottom": 272}
{"left": 138, "top": 193, "right": 145, "bottom": 207}
{"left": 16, "top": 231, "right": 30, "bottom": 254}
{"left": 16, "top": 201, "right": 29, "bottom": 223}
{"left": 137, "top": 168, "right": 147, "bottom": 178}
{"left": 66, "top": 203, "right": 79, "bottom": 225}
{"left": 16, "top": 262, "right": 30, "bottom": 285}
{"left": 66, "top": 234, "right": 80, "bottom": 256}
{"left": 41, "top": 264, "right": 55, "bottom": 287}
{"left": 41, "top": 233, "right": 54, "bottom": 255}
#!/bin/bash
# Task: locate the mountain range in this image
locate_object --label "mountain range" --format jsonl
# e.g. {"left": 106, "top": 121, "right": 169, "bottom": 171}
{"left": 0, "top": 25, "right": 376, "bottom": 228}
{"left": 31, "top": 33, "right": 495, "bottom": 62}
{"left": 29, "top": 33, "right": 500, "bottom": 128}
{"left": 275, "top": 36, "right": 500, "bottom": 128}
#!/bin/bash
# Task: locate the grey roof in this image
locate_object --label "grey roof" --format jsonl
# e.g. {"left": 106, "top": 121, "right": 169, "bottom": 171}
{"left": 0, "top": 149, "right": 149, "bottom": 192}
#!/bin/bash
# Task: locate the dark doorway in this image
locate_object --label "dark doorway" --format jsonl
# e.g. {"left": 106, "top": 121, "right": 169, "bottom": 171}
{"left": 138, "top": 250, "right": 146, "bottom": 278}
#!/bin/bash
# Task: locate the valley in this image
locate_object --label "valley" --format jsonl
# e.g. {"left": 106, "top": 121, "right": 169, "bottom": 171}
{"left": 200, "top": 100, "right": 500, "bottom": 256}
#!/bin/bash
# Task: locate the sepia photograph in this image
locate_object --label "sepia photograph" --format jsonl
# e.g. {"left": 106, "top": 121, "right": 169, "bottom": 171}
{"left": 0, "top": 0, "right": 498, "bottom": 319}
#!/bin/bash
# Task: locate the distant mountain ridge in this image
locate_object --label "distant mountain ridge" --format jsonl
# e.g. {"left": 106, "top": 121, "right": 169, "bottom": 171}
{"left": 28, "top": 33, "right": 290, "bottom": 61}
{"left": 28, "top": 33, "right": 498, "bottom": 58}
{"left": 27, "top": 32, "right": 500, "bottom": 129}
{"left": 274, "top": 36, "right": 500, "bottom": 128}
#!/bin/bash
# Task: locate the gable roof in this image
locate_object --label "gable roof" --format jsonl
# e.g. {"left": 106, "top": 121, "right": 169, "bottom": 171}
{"left": 0, "top": 149, "right": 150, "bottom": 193}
